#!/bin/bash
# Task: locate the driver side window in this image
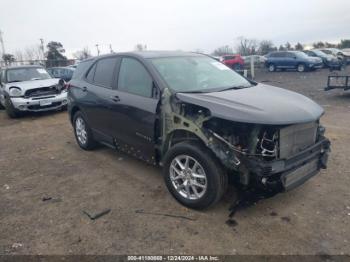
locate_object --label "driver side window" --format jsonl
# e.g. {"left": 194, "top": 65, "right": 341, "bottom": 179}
{"left": 117, "top": 58, "right": 153, "bottom": 98}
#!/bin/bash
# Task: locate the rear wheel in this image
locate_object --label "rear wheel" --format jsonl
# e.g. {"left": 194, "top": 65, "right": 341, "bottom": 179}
{"left": 297, "top": 64, "right": 306, "bottom": 72}
{"left": 233, "top": 64, "right": 242, "bottom": 71}
{"left": 163, "top": 141, "right": 228, "bottom": 209}
{"left": 73, "top": 111, "right": 97, "bottom": 150}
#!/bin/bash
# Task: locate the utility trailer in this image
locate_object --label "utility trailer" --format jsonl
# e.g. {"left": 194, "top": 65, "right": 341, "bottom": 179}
{"left": 325, "top": 75, "right": 350, "bottom": 91}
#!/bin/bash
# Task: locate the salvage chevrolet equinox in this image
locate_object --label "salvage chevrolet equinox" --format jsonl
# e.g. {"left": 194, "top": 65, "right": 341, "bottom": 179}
{"left": 68, "top": 51, "right": 330, "bottom": 209}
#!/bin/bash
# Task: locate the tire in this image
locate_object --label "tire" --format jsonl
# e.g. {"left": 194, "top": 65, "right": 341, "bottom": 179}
{"left": 268, "top": 64, "right": 275, "bottom": 72}
{"left": 233, "top": 64, "right": 242, "bottom": 71}
{"left": 73, "top": 111, "right": 97, "bottom": 150}
{"left": 163, "top": 141, "right": 228, "bottom": 209}
{"left": 297, "top": 64, "right": 306, "bottom": 72}
{"left": 4, "top": 97, "right": 20, "bottom": 118}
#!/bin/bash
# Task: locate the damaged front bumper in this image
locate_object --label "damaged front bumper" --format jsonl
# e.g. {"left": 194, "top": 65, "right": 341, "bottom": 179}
{"left": 11, "top": 91, "right": 68, "bottom": 112}
{"left": 242, "top": 136, "right": 330, "bottom": 191}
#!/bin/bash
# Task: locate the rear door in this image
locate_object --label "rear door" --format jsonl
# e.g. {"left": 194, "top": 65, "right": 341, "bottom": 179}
{"left": 109, "top": 57, "right": 159, "bottom": 162}
{"left": 79, "top": 56, "right": 121, "bottom": 143}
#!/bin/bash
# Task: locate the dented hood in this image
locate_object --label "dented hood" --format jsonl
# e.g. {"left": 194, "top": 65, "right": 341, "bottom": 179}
{"left": 176, "top": 84, "right": 324, "bottom": 125}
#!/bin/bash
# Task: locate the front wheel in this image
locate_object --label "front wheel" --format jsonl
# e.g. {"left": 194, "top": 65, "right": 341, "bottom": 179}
{"left": 163, "top": 141, "right": 228, "bottom": 209}
{"left": 268, "top": 64, "right": 275, "bottom": 72}
{"left": 5, "top": 97, "right": 20, "bottom": 118}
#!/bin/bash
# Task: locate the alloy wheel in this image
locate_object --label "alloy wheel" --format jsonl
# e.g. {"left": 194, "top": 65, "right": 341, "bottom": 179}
{"left": 169, "top": 155, "right": 207, "bottom": 200}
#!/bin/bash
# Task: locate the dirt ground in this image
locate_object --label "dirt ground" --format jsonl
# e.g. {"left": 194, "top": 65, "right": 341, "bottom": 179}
{"left": 0, "top": 68, "right": 350, "bottom": 255}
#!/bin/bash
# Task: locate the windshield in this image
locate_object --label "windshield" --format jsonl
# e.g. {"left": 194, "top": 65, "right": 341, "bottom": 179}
{"left": 150, "top": 56, "right": 251, "bottom": 93}
{"left": 312, "top": 50, "right": 327, "bottom": 57}
{"left": 295, "top": 52, "right": 309, "bottom": 59}
{"left": 6, "top": 67, "right": 52, "bottom": 83}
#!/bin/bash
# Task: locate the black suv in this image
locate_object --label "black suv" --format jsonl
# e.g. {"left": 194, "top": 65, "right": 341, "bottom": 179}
{"left": 68, "top": 51, "right": 330, "bottom": 209}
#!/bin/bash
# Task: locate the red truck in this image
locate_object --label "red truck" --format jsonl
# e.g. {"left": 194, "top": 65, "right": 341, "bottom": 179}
{"left": 220, "top": 55, "right": 244, "bottom": 70}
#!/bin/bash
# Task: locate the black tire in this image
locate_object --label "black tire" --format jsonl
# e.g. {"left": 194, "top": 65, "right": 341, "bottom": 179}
{"left": 233, "top": 64, "right": 242, "bottom": 71}
{"left": 268, "top": 63, "right": 275, "bottom": 72}
{"left": 4, "top": 97, "right": 20, "bottom": 118}
{"left": 163, "top": 141, "right": 228, "bottom": 209}
{"left": 297, "top": 63, "right": 306, "bottom": 72}
{"left": 73, "top": 111, "right": 97, "bottom": 150}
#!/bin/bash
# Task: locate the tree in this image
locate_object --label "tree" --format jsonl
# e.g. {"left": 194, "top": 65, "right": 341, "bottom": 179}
{"left": 294, "top": 42, "right": 303, "bottom": 51}
{"left": 24, "top": 45, "right": 43, "bottom": 61}
{"left": 258, "top": 40, "right": 275, "bottom": 55}
{"left": 212, "top": 45, "right": 233, "bottom": 56}
{"left": 235, "top": 37, "right": 258, "bottom": 55}
{"left": 73, "top": 47, "right": 92, "bottom": 60}
{"left": 313, "top": 41, "right": 325, "bottom": 49}
{"left": 135, "top": 44, "right": 147, "bottom": 51}
{"left": 339, "top": 39, "right": 350, "bottom": 49}
{"left": 285, "top": 42, "right": 292, "bottom": 50}
{"left": 45, "top": 41, "right": 67, "bottom": 67}
{"left": 278, "top": 45, "right": 286, "bottom": 51}
{"left": 2, "top": 54, "right": 15, "bottom": 65}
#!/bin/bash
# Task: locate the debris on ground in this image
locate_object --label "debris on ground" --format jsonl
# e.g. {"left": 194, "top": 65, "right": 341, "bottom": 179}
{"left": 83, "top": 209, "right": 111, "bottom": 220}
{"left": 118, "top": 157, "right": 123, "bottom": 161}
{"left": 135, "top": 209, "right": 196, "bottom": 221}
{"left": 11, "top": 243, "right": 23, "bottom": 249}
{"left": 3, "top": 184, "right": 10, "bottom": 190}
{"left": 226, "top": 187, "right": 279, "bottom": 227}
{"left": 42, "top": 196, "right": 62, "bottom": 203}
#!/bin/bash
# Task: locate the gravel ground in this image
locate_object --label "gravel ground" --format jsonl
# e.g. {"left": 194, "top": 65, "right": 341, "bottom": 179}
{"left": 0, "top": 68, "right": 349, "bottom": 255}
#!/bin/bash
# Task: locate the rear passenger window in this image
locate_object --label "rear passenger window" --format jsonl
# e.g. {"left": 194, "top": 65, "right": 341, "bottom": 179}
{"left": 93, "top": 58, "right": 117, "bottom": 88}
{"left": 118, "top": 58, "right": 153, "bottom": 98}
{"left": 86, "top": 64, "right": 96, "bottom": 82}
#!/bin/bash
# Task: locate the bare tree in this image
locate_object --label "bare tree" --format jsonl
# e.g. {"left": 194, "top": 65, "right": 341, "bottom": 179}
{"left": 294, "top": 43, "right": 303, "bottom": 51}
{"left": 212, "top": 45, "right": 233, "bottom": 56}
{"left": 285, "top": 42, "right": 292, "bottom": 50}
{"left": 235, "top": 37, "right": 258, "bottom": 56}
{"left": 135, "top": 44, "right": 147, "bottom": 51}
{"left": 14, "top": 50, "right": 24, "bottom": 63}
{"left": 24, "top": 45, "right": 43, "bottom": 61}
{"left": 258, "top": 40, "right": 275, "bottom": 55}
{"left": 73, "top": 47, "right": 92, "bottom": 60}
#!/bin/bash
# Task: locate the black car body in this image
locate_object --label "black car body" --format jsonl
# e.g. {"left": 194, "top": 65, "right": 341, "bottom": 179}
{"left": 68, "top": 51, "right": 330, "bottom": 209}
{"left": 47, "top": 67, "right": 75, "bottom": 82}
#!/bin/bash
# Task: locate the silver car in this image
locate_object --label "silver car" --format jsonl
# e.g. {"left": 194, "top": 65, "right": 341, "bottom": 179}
{"left": 0, "top": 65, "right": 68, "bottom": 118}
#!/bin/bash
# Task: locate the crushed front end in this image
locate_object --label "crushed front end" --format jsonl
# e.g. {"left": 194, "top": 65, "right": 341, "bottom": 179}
{"left": 204, "top": 118, "right": 330, "bottom": 191}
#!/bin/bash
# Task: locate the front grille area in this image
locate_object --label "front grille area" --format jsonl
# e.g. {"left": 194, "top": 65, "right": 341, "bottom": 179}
{"left": 25, "top": 86, "right": 59, "bottom": 98}
{"left": 27, "top": 102, "right": 62, "bottom": 110}
{"left": 279, "top": 122, "right": 318, "bottom": 159}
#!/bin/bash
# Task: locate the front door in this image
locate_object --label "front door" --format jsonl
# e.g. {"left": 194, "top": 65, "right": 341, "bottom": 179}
{"left": 109, "top": 57, "right": 159, "bottom": 162}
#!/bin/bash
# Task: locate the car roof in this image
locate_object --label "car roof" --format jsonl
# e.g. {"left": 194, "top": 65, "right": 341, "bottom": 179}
{"left": 3, "top": 65, "right": 44, "bottom": 70}
{"left": 93, "top": 51, "right": 204, "bottom": 60}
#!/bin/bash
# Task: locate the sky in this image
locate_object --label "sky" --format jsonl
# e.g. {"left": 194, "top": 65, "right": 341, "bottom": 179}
{"left": 1, "top": 0, "right": 350, "bottom": 58}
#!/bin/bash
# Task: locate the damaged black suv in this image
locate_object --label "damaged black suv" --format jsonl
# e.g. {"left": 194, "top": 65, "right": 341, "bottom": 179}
{"left": 68, "top": 51, "right": 330, "bottom": 209}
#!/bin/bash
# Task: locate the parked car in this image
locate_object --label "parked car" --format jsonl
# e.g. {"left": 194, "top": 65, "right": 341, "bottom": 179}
{"left": 304, "top": 49, "right": 342, "bottom": 69}
{"left": 219, "top": 54, "right": 244, "bottom": 70}
{"left": 68, "top": 51, "right": 330, "bottom": 209}
{"left": 265, "top": 51, "right": 323, "bottom": 72}
{"left": 47, "top": 67, "right": 75, "bottom": 82}
{"left": 0, "top": 65, "right": 68, "bottom": 118}
{"left": 243, "top": 55, "right": 267, "bottom": 65}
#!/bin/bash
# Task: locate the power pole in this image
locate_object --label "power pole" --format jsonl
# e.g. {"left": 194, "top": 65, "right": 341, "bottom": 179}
{"left": 109, "top": 44, "right": 114, "bottom": 53}
{"left": 0, "top": 30, "right": 6, "bottom": 57}
{"left": 39, "top": 38, "right": 45, "bottom": 60}
{"left": 95, "top": 44, "right": 100, "bottom": 56}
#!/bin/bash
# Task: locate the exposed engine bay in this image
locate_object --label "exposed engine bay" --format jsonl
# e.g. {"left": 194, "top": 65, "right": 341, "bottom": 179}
{"left": 159, "top": 89, "right": 330, "bottom": 191}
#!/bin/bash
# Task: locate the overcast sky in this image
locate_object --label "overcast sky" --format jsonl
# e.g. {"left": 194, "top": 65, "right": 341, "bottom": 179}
{"left": 1, "top": 0, "right": 350, "bottom": 58}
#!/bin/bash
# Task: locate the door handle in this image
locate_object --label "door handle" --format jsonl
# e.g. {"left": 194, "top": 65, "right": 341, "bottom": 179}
{"left": 110, "top": 95, "right": 120, "bottom": 102}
